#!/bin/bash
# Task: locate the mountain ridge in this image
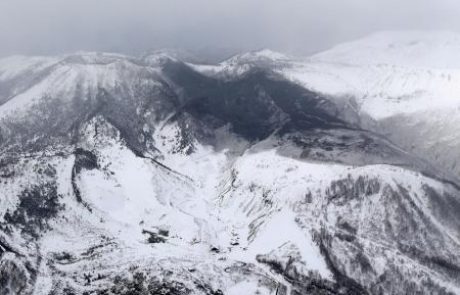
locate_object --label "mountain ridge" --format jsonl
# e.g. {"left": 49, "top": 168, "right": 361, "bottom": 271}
{"left": 1, "top": 31, "right": 460, "bottom": 294}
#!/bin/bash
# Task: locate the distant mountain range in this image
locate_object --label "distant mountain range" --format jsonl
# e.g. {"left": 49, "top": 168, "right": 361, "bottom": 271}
{"left": 1, "top": 31, "right": 460, "bottom": 295}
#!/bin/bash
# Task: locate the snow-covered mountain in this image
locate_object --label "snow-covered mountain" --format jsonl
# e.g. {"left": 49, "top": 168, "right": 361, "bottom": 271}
{"left": 275, "top": 31, "right": 460, "bottom": 180}
{"left": 1, "top": 32, "right": 460, "bottom": 295}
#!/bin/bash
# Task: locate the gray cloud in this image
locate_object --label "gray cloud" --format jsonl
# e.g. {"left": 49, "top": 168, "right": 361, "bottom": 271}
{"left": 1, "top": 0, "right": 460, "bottom": 58}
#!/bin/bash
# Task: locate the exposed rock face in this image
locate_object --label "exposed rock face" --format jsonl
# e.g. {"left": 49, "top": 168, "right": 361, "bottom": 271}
{"left": 1, "top": 43, "right": 460, "bottom": 294}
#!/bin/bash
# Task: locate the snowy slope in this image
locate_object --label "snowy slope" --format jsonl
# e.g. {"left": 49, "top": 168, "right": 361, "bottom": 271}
{"left": 3, "top": 122, "right": 460, "bottom": 294}
{"left": 273, "top": 31, "right": 460, "bottom": 179}
{"left": 187, "top": 49, "right": 294, "bottom": 79}
{"left": 276, "top": 31, "right": 460, "bottom": 119}
{"left": 0, "top": 52, "right": 161, "bottom": 119}
{"left": 312, "top": 31, "right": 460, "bottom": 69}
{"left": 2, "top": 35, "right": 460, "bottom": 294}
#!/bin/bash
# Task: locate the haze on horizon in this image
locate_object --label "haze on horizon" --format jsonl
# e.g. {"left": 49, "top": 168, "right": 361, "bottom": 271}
{"left": 1, "top": 0, "right": 460, "bottom": 60}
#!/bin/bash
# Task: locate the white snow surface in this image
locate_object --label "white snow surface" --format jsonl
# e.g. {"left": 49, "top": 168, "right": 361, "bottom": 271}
{"left": 0, "top": 54, "right": 163, "bottom": 120}
{"left": 15, "top": 131, "right": 456, "bottom": 293}
{"left": 4, "top": 32, "right": 460, "bottom": 120}
{"left": 277, "top": 32, "right": 460, "bottom": 119}
{"left": 311, "top": 31, "right": 460, "bottom": 69}
{"left": 2, "top": 31, "right": 460, "bottom": 293}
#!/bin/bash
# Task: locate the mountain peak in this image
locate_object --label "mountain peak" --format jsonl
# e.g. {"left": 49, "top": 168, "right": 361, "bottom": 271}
{"left": 140, "top": 48, "right": 202, "bottom": 66}
{"left": 224, "top": 48, "right": 291, "bottom": 65}
{"left": 312, "top": 30, "right": 460, "bottom": 68}
{"left": 3, "top": 34, "right": 460, "bottom": 294}
{"left": 60, "top": 52, "right": 132, "bottom": 65}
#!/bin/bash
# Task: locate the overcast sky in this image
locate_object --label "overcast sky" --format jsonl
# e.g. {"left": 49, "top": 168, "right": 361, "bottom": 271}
{"left": 1, "top": 0, "right": 460, "bottom": 58}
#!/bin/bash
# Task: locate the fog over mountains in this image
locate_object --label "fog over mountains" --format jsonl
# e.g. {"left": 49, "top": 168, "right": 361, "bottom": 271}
{"left": 1, "top": 31, "right": 460, "bottom": 294}
{"left": 2, "top": 0, "right": 460, "bottom": 57}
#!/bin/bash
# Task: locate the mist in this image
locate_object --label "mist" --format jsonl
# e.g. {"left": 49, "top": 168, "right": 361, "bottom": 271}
{"left": 1, "top": 0, "right": 460, "bottom": 59}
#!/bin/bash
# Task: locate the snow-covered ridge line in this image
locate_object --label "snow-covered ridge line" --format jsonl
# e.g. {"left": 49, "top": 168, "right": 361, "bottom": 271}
{"left": 2, "top": 31, "right": 460, "bottom": 294}
{"left": 312, "top": 30, "right": 460, "bottom": 69}
{"left": 4, "top": 30, "right": 460, "bottom": 70}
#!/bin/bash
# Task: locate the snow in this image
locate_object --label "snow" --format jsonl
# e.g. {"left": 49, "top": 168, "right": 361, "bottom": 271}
{"left": 312, "top": 31, "right": 460, "bottom": 69}
{"left": 225, "top": 49, "right": 291, "bottom": 64}
{"left": 67, "top": 130, "right": 354, "bottom": 284}
{"left": 0, "top": 55, "right": 58, "bottom": 81}
{"left": 78, "top": 142, "right": 200, "bottom": 244}
{"left": 3, "top": 33, "right": 460, "bottom": 293}
{"left": 226, "top": 280, "right": 270, "bottom": 295}
{"left": 181, "top": 31, "right": 460, "bottom": 120}
{"left": 188, "top": 49, "right": 292, "bottom": 79}
{"left": 278, "top": 59, "right": 460, "bottom": 119}
{"left": 0, "top": 64, "right": 78, "bottom": 118}
{"left": 3, "top": 32, "right": 460, "bottom": 121}
{"left": 2, "top": 119, "right": 460, "bottom": 293}
{"left": 239, "top": 31, "right": 460, "bottom": 119}
{"left": 277, "top": 31, "right": 460, "bottom": 179}
{"left": 0, "top": 54, "right": 159, "bottom": 119}
{"left": 143, "top": 52, "right": 178, "bottom": 67}
{"left": 234, "top": 209, "right": 332, "bottom": 279}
